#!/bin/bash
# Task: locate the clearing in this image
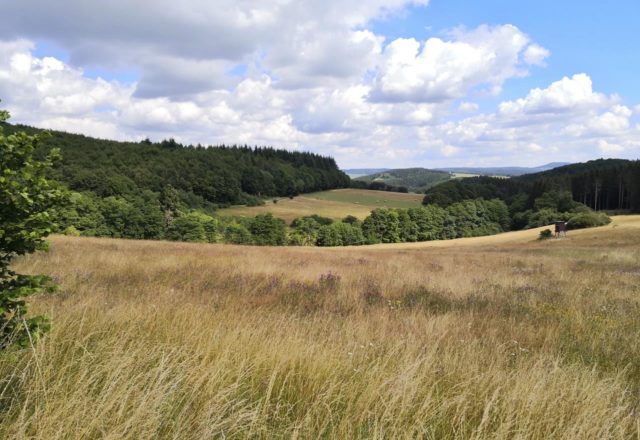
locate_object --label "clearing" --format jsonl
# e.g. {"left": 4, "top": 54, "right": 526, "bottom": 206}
{"left": 218, "top": 188, "right": 424, "bottom": 223}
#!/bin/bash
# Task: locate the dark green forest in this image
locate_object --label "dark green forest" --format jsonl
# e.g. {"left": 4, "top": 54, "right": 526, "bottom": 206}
{"left": 1, "top": 123, "right": 350, "bottom": 211}
{"left": 423, "top": 159, "right": 640, "bottom": 229}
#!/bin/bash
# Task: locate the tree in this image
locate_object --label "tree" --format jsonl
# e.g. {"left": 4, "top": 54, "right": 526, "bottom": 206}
{"left": 407, "top": 206, "right": 446, "bottom": 241}
{"left": 316, "top": 222, "right": 365, "bottom": 246}
{"left": 250, "top": 213, "right": 287, "bottom": 245}
{"left": 222, "top": 221, "right": 253, "bottom": 244}
{"left": 166, "top": 212, "right": 208, "bottom": 242}
{"left": 362, "top": 209, "right": 401, "bottom": 243}
{"left": 1, "top": 107, "right": 67, "bottom": 349}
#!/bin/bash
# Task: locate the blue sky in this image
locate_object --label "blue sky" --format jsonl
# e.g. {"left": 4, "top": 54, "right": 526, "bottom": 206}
{"left": 0, "top": 0, "right": 638, "bottom": 168}
{"left": 373, "top": 0, "right": 640, "bottom": 101}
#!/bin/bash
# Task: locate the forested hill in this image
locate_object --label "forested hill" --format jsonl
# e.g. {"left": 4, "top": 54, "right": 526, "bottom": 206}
{"left": 423, "top": 158, "right": 640, "bottom": 213}
{"left": 352, "top": 168, "right": 451, "bottom": 193}
{"left": 2, "top": 123, "right": 350, "bottom": 209}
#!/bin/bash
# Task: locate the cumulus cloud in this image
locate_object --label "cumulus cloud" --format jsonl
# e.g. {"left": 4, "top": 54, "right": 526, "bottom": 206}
{"left": 458, "top": 102, "right": 479, "bottom": 113}
{"left": 370, "top": 25, "right": 548, "bottom": 103}
{"left": 428, "top": 73, "right": 639, "bottom": 164}
{"left": 0, "top": 2, "right": 638, "bottom": 168}
{"left": 499, "top": 74, "right": 608, "bottom": 115}
{"left": 0, "top": 0, "right": 426, "bottom": 97}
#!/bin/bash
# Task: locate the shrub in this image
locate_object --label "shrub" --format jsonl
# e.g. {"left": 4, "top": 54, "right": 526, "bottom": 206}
{"left": 526, "top": 208, "right": 565, "bottom": 229}
{"left": 539, "top": 229, "right": 553, "bottom": 240}
{"left": 567, "top": 212, "right": 612, "bottom": 230}
{"left": 64, "top": 226, "right": 81, "bottom": 237}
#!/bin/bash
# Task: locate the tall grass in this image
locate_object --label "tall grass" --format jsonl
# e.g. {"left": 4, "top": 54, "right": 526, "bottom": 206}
{"left": 1, "top": 217, "right": 640, "bottom": 438}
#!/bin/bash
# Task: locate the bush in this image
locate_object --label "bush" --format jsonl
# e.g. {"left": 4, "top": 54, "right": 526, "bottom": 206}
{"left": 539, "top": 229, "right": 553, "bottom": 240}
{"left": 567, "top": 212, "right": 611, "bottom": 230}
{"left": 526, "top": 208, "right": 566, "bottom": 229}
{"left": 64, "top": 226, "right": 81, "bottom": 237}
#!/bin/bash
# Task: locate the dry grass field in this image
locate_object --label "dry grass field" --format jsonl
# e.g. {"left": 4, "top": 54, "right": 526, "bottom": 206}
{"left": 2, "top": 216, "right": 640, "bottom": 439}
{"left": 218, "top": 188, "right": 424, "bottom": 223}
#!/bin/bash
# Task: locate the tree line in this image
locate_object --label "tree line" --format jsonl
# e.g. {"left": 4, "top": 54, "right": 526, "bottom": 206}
{"left": 423, "top": 159, "right": 639, "bottom": 230}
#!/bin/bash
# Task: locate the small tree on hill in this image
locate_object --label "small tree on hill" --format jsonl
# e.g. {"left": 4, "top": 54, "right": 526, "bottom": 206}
{"left": 0, "top": 105, "right": 67, "bottom": 349}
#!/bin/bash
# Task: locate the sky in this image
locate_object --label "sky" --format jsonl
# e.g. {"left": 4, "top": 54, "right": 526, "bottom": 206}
{"left": 0, "top": 0, "right": 638, "bottom": 168}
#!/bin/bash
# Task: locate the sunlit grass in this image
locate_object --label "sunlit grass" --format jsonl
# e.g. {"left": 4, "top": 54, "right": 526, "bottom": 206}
{"left": 218, "top": 188, "right": 424, "bottom": 223}
{"left": 1, "top": 216, "right": 639, "bottom": 438}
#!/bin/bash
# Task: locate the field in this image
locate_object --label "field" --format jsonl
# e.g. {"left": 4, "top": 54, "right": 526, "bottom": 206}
{"left": 451, "top": 172, "right": 480, "bottom": 179}
{"left": 2, "top": 216, "right": 640, "bottom": 438}
{"left": 218, "top": 188, "right": 425, "bottom": 223}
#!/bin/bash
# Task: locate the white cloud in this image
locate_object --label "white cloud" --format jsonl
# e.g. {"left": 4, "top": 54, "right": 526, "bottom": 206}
{"left": 458, "top": 102, "right": 479, "bottom": 113}
{"left": 499, "top": 74, "right": 607, "bottom": 115}
{"left": 440, "top": 144, "right": 461, "bottom": 157}
{"left": 0, "top": 0, "right": 427, "bottom": 97}
{"left": 523, "top": 44, "right": 550, "bottom": 66}
{"left": 371, "top": 25, "right": 548, "bottom": 103}
{"left": 0, "top": 3, "right": 637, "bottom": 168}
{"left": 598, "top": 139, "right": 625, "bottom": 154}
{"left": 527, "top": 143, "right": 543, "bottom": 152}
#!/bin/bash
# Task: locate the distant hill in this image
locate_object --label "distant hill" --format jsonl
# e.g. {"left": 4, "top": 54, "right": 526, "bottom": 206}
{"left": 435, "top": 162, "right": 571, "bottom": 176}
{"left": 353, "top": 168, "right": 451, "bottom": 193}
{"left": 343, "top": 168, "right": 390, "bottom": 178}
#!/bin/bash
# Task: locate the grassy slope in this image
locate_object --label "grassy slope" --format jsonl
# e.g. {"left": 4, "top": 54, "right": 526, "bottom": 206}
{"left": 2, "top": 216, "right": 639, "bottom": 438}
{"left": 218, "top": 188, "right": 424, "bottom": 223}
{"left": 354, "top": 168, "right": 451, "bottom": 192}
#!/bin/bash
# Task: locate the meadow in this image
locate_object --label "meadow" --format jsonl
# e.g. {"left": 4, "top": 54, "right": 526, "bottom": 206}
{"left": 1, "top": 216, "right": 640, "bottom": 439}
{"left": 218, "top": 188, "right": 424, "bottom": 223}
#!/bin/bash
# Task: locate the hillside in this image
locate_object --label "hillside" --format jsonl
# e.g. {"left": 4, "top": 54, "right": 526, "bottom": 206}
{"left": 353, "top": 167, "right": 451, "bottom": 192}
{"left": 0, "top": 122, "right": 350, "bottom": 210}
{"left": 218, "top": 188, "right": 424, "bottom": 223}
{"left": 343, "top": 168, "right": 390, "bottom": 178}
{"left": 436, "top": 162, "right": 571, "bottom": 176}
{"left": 4, "top": 216, "right": 639, "bottom": 438}
{"left": 424, "top": 158, "right": 640, "bottom": 213}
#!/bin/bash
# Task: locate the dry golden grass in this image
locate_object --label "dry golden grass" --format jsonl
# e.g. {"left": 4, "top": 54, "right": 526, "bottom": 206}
{"left": 218, "top": 188, "right": 424, "bottom": 223}
{"left": 2, "top": 216, "right": 640, "bottom": 439}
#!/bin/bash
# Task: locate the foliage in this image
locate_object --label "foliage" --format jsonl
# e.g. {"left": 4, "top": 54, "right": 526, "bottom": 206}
{"left": 424, "top": 159, "right": 640, "bottom": 214}
{"left": 0, "top": 109, "right": 67, "bottom": 349}
{"left": 1, "top": 122, "right": 350, "bottom": 210}
{"left": 249, "top": 214, "right": 287, "bottom": 246}
{"left": 316, "top": 222, "right": 365, "bottom": 246}
{"left": 538, "top": 229, "right": 553, "bottom": 240}
{"left": 221, "top": 221, "right": 253, "bottom": 245}
{"left": 166, "top": 212, "right": 219, "bottom": 243}
{"left": 443, "top": 199, "right": 509, "bottom": 238}
{"left": 289, "top": 217, "right": 323, "bottom": 246}
{"left": 567, "top": 212, "right": 612, "bottom": 230}
{"left": 362, "top": 209, "right": 401, "bottom": 244}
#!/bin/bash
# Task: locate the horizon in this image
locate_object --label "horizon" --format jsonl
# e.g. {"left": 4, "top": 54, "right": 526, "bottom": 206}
{"left": 1, "top": 1, "right": 639, "bottom": 168}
